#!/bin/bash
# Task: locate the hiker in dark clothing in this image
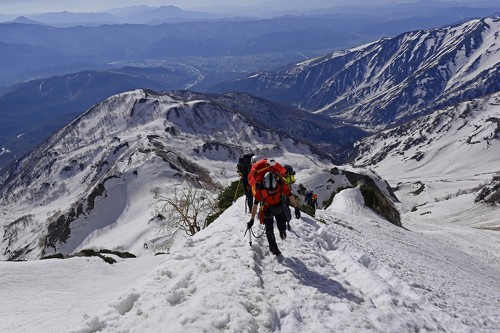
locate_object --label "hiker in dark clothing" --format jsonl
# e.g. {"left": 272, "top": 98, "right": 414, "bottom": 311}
{"left": 305, "top": 191, "right": 318, "bottom": 209}
{"left": 237, "top": 153, "right": 255, "bottom": 212}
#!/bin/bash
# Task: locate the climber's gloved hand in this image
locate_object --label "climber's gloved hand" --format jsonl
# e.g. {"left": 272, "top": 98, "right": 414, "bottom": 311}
{"left": 295, "top": 207, "right": 301, "bottom": 219}
{"left": 247, "top": 218, "right": 254, "bottom": 229}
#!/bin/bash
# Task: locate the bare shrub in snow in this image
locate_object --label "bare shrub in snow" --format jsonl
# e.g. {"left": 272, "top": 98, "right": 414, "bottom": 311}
{"left": 154, "top": 183, "right": 217, "bottom": 236}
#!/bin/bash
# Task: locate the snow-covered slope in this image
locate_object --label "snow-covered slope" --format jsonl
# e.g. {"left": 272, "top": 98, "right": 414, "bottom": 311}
{"left": 0, "top": 89, "right": 333, "bottom": 260}
{"left": 2, "top": 189, "right": 499, "bottom": 333}
{"left": 353, "top": 92, "right": 500, "bottom": 230}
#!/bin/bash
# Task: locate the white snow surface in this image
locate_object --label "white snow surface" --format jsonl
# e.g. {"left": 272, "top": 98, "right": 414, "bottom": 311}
{"left": 354, "top": 92, "right": 500, "bottom": 230}
{"left": 1, "top": 189, "right": 499, "bottom": 333}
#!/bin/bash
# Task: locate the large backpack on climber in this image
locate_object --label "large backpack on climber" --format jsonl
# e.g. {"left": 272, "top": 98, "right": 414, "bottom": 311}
{"left": 248, "top": 158, "right": 286, "bottom": 189}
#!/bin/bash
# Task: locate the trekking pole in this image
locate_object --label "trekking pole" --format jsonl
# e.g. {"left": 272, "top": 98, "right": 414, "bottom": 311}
{"left": 244, "top": 226, "right": 252, "bottom": 247}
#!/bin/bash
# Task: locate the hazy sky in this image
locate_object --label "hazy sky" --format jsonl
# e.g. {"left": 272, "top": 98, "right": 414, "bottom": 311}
{"left": 0, "top": 0, "right": 424, "bottom": 15}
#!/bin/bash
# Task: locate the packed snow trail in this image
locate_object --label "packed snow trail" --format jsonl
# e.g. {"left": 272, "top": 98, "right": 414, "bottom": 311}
{"left": 70, "top": 194, "right": 477, "bottom": 333}
{"left": 2, "top": 191, "right": 499, "bottom": 332}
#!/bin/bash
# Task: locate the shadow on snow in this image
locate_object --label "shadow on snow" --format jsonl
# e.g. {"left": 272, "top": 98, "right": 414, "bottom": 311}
{"left": 283, "top": 256, "right": 364, "bottom": 304}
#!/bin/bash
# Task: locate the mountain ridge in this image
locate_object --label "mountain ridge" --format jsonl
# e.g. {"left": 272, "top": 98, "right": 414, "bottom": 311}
{"left": 0, "top": 66, "right": 200, "bottom": 171}
{"left": 212, "top": 16, "right": 500, "bottom": 128}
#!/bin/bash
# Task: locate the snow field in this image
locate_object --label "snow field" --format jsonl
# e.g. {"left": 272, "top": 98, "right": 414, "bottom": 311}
{"left": 2, "top": 189, "right": 499, "bottom": 332}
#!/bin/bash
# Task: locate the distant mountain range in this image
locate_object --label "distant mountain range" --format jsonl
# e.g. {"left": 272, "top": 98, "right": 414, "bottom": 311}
{"left": 212, "top": 16, "right": 500, "bottom": 128}
{"left": 1, "top": 15, "right": 499, "bottom": 170}
{"left": 25, "top": 6, "right": 218, "bottom": 26}
{"left": 0, "top": 6, "right": 217, "bottom": 26}
{"left": 2, "top": 2, "right": 499, "bottom": 26}
{"left": 0, "top": 17, "right": 357, "bottom": 90}
{"left": 2, "top": 15, "right": 499, "bottom": 172}
{"left": 2, "top": 3, "right": 499, "bottom": 89}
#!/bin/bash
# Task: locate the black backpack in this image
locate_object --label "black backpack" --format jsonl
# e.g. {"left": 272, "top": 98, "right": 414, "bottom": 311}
{"left": 237, "top": 153, "right": 254, "bottom": 181}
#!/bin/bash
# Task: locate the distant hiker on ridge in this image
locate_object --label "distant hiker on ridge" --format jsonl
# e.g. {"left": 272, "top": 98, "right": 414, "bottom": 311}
{"left": 305, "top": 190, "right": 318, "bottom": 211}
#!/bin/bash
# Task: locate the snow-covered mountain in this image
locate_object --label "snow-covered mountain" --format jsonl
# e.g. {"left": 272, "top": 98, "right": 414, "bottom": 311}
{"left": 212, "top": 16, "right": 500, "bottom": 128}
{"left": 352, "top": 91, "right": 500, "bottom": 230}
{"left": 180, "top": 91, "right": 367, "bottom": 154}
{"left": 0, "top": 89, "right": 346, "bottom": 260}
{"left": 0, "top": 66, "right": 200, "bottom": 171}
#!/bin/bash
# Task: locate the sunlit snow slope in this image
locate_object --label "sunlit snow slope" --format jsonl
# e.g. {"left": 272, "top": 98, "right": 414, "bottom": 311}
{"left": 354, "top": 92, "right": 500, "bottom": 230}
{"left": 1, "top": 188, "right": 499, "bottom": 333}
